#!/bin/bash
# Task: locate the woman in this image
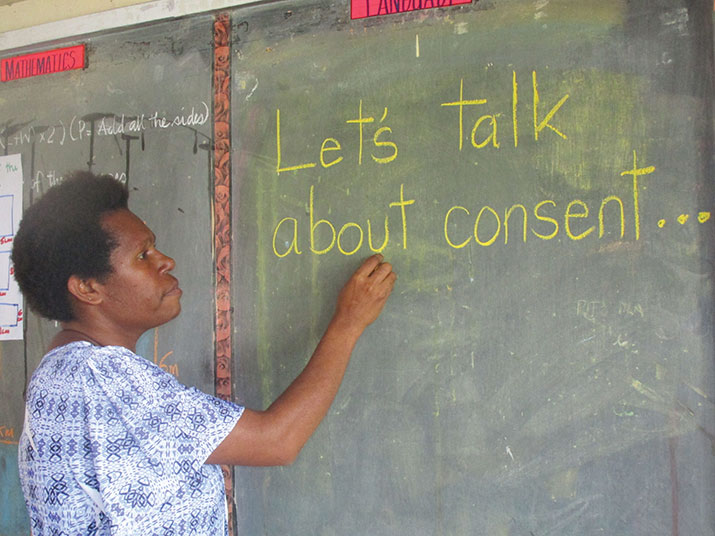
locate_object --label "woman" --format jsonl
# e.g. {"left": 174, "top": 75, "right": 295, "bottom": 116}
{"left": 12, "top": 171, "right": 396, "bottom": 535}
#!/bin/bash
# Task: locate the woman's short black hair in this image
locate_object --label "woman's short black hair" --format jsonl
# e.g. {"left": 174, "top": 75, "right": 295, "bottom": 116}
{"left": 11, "top": 171, "right": 129, "bottom": 322}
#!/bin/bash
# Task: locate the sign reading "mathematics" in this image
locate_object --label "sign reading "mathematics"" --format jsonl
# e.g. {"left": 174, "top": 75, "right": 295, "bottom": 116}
{"left": 1, "top": 44, "right": 86, "bottom": 82}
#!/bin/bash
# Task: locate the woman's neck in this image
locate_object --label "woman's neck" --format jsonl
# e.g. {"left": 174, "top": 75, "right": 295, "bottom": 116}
{"left": 49, "top": 322, "right": 138, "bottom": 352}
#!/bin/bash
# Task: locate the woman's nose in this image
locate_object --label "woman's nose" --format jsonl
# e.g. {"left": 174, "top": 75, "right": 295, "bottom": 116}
{"left": 157, "top": 250, "right": 176, "bottom": 273}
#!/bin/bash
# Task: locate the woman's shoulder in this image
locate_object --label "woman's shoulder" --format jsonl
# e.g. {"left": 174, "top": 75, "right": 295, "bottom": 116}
{"left": 27, "top": 342, "right": 99, "bottom": 401}
{"left": 36, "top": 340, "right": 96, "bottom": 373}
{"left": 33, "top": 341, "right": 142, "bottom": 383}
{"left": 42, "top": 340, "right": 134, "bottom": 364}
{"left": 30, "top": 342, "right": 167, "bottom": 406}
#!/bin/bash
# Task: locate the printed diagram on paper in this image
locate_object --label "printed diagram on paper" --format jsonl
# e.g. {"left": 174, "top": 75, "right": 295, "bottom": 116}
{"left": 0, "top": 154, "right": 23, "bottom": 340}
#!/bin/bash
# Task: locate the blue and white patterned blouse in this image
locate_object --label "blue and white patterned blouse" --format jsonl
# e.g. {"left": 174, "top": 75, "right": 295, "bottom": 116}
{"left": 18, "top": 341, "right": 244, "bottom": 536}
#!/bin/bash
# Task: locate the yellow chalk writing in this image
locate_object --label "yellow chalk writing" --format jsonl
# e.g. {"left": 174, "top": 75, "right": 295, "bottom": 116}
{"left": 471, "top": 114, "right": 500, "bottom": 149}
{"left": 440, "top": 78, "right": 488, "bottom": 151}
{"left": 512, "top": 70, "right": 518, "bottom": 148}
{"left": 599, "top": 196, "right": 625, "bottom": 238}
{"left": 532, "top": 70, "right": 569, "bottom": 140}
{"left": 620, "top": 149, "right": 655, "bottom": 240}
{"left": 565, "top": 200, "right": 594, "bottom": 241}
{"left": 346, "top": 100, "right": 374, "bottom": 165}
{"left": 310, "top": 185, "right": 337, "bottom": 255}
{"left": 320, "top": 138, "right": 343, "bottom": 168}
{"left": 504, "top": 204, "right": 528, "bottom": 244}
{"left": 532, "top": 200, "right": 559, "bottom": 240}
{"left": 273, "top": 217, "right": 302, "bottom": 257}
{"left": 372, "top": 126, "right": 398, "bottom": 163}
{"left": 337, "top": 222, "right": 364, "bottom": 255}
{"left": 276, "top": 102, "right": 399, "bottom": 175}
{"left": 442, "top": 71, "right": 570, "bottom": 152}
{"left": 444, "top": 206, "right": 471, "bottom": 248}
{"left": 443, "top": 181, "right": 640, "bottom": 250}
{"left": 474, "top": 206, "right": 501, "bottom": 246}
{"left": 367, "top": 216, "right": 390, "bottom": 253}
{"left": 388, "top": 183, "right": 416, "bottom": 250}
{"left": 275, "top": 108, "right": 317, "bottom": 174}
{"left": 273, "top": 184, "right": 414, "bottom": 257}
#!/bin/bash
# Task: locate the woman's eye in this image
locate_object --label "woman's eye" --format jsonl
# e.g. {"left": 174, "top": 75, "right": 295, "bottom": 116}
{"left": 138, "top": 251, "right": 147, "bottom": 260}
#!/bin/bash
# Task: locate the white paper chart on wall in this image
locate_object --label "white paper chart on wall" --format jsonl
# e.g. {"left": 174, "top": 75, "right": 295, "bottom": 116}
{"left": 0, "top": 153, "right": 23, "bottom": 340}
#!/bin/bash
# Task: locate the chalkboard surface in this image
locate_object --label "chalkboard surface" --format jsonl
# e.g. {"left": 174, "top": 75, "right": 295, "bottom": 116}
{"left": 0, "top": 1, "right": 713, "bottom": 535}
{"left": 230, "top": 1, "right": 715, "bottom": 534}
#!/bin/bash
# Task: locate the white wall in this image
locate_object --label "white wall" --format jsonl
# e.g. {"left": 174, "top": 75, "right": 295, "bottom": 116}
{"left": 0, "top": 0, "right": 251, "bottom": 51}
{"left": 0, "top": 0, "right": 155, "bottom": 33}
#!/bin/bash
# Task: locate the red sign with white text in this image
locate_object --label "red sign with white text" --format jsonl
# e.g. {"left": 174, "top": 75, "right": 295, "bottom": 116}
{"left": 1, "top": 44, "right": 85, "bottom": 82}
{"left": 351, "top": 0, "right": 471, "bottom": 19}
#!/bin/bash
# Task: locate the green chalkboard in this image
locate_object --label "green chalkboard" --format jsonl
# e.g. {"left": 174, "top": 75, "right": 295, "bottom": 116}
{"left": 1, "top": 1, "right": 713, "bottom": 535}
{"left": 231, "top": 0, "right": 715, "bottom": 534}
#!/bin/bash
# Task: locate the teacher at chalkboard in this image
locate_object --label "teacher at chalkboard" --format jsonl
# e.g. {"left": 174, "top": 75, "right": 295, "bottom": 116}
{"left": 11, "top": 171, "right": 396, "bottom": 536}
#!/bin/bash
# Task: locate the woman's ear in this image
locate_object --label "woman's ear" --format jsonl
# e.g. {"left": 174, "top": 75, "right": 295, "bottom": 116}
{"left": 67, "top": 275, "right": 103, "bottom": 306}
